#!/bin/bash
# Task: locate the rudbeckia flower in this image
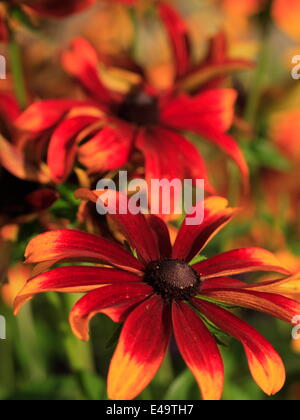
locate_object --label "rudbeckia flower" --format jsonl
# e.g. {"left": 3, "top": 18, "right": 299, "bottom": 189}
{"left": 16, "top": 38, "right": 248, "bottom": 193}
{"left": 105, "top": 0, "right": 250, "bottom": 88}
{"left": 15, "top": 193, "right": 300, "bottom": 400}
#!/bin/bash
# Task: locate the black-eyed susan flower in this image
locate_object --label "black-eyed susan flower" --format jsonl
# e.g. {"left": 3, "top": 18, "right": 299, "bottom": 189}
{"left": 14, "top": 194, "right": 300, "bottom": 400}
{"left": 16, "top": 38, "right": 249, "bottom": 193}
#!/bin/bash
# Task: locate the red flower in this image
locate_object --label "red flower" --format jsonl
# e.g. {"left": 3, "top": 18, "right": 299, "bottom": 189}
{"left": 16, "top": 38, "right": 248, "bottom": 194}
{"left": 15, "top": 193, "right": 299, "bottom": 400}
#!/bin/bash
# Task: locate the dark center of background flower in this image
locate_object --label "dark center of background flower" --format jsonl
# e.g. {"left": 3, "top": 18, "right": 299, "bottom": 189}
{"left": 144, "top": 259, "right": 201, "bottom": 301}
{"left": 117, "top": 90, "right": 159, "bottom": 126}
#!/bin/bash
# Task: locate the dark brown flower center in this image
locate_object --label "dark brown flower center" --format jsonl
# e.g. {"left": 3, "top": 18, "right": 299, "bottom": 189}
{"left": 144, "top": 259, "right": 201, "bottom": 301}
{"left": 118, "top": 90, "right": 159, "bottom": 126}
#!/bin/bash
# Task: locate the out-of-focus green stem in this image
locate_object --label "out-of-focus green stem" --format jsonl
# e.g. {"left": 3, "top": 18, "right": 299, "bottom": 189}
{"left": 16, "top": 303, "right": 47, "bottom": 381}
{"left": 244, "top": 41, "right": 269, "bottom": 127}
{"left": 244, "top": 4, "right": 271, "bottom": 127}
{"left": 8, "top": 32, "right": 28, "bottom": 109}
{"left": 59, "top": 294, "right": 96, "bottom": 399}
{"left": 154, "top": 353, "right": 174, "bottom": 387}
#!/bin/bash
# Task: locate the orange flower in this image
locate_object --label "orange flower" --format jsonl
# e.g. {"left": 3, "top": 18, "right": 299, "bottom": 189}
{"left": 272, "top": 0, "right": 300, "bottom": 41}
{"left": 262, "top": 109, "right": 300, "bottom": 225}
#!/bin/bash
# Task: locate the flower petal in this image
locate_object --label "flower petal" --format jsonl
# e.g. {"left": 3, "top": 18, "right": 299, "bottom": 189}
{"left": 201, "top": 288, "right": 300, "bottom": 323}
{"left": 0, "top": 91, "right": 20, "bottom": 122}
{"left": 0, "top": 135, "right": 33, "bottom": 180}
{"left": 201, "top": 277, "right": 246, "bottom": 290}
{"left": 14, "top": 266, "right": 141, "bottom": 316}
{"left": 248, "top": 273, "right": 300, "bottom": 296}
{"left": 16, "top": 100, "right": 87, "bottom": 133}
{"left": 161, "top": 89, "right": 237, "bottom": 133}
{"left": 108, "top": 295, "right": 171, "bottom": 400}
{"left": 25, "top": 229, "right": 143, "bottom": 272}
{"left": 272, "top": 0, "right": 300, "bottom": 40}
{"left": 173, "top": 196, "right": 236, "bottom": 261}
{"left": 62, "top": 38, "right": 120, "bottom": 105}
{"left": 48, "top": 115, "right": 99, "bottom": 183}
{"left": 137, "top": 127, "right": 214, "bottom": 195}
{"left": 194, "top": 248, "right": 291, "bottom": 278}
{"left": 78, "top": 123, "right": 134, "bottom": 174}
{"left": 69, "top": 283, "right": 152, "bottom": 341}
{"left": 75, "top": 189, "right": 161, "bottom": 264}
{"left": 158, "top": 2, "right": 189, "bottom": 76}
{"left": 161, "top": 89, "right": 249, "bottom": 187}
{"left": 172, "top": 301, "right": 224, "bottom": 400}
{"left": 148, "top": 215, "right": 172, "bottom": 259}
{"left": 195, "top": 300, "right": 286, "bottom": 395}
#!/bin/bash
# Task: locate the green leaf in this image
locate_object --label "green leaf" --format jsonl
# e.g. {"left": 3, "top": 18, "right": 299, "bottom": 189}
{"left": 245, "top": 140, "right": 291, "bottom": 171}
{"left": 164, "top": 370, "right": 195, "bottom": 401}
{"left": 106, "top": 324, "right": 123, "bottom": 350}
{"left": 189, "top": 255, "right": 207, "bottom": 265}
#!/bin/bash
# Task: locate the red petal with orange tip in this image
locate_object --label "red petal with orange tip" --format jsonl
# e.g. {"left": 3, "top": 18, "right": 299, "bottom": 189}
{"left": 195, "top": 299, "right": 286, "bottom": 396}
{"left": 48, "top": 115, "right": 99, "bottom": 183}
{"left": 108, "top": 295, "right": 171, "bottom": 400}
{"left": 158, "top": 2, "right": 189, "bottom": 77}
{"left": 76, "top": 189, "right": 161, "bottom": 265}
{"left": 24, "top": 229, "right": 144, "bottom": 272}
{"left": 16, "top": 100, "right": 90, "bottom": 133}
{"left": 14, "top": 266, "right": 141, "bottom": 316}
{"left": 62, "top": 37, "right": 119, "bottom": 106}
{"left": 172, "top": 196, "right": 236, "bottom": 262}
{"left": 201, "top": 288, "right": 300, "bottom": 323}
{"left": 194, "top": 248, "right": 290, "bottom": 279}
{"left": 172, "top": 301, "right": 224, "bottom": 400}
{"left": 78, "top": 123, "right": 134, "bottom": 174}
{"left": 69, "top": 282, "right": 152, "bottom": 341}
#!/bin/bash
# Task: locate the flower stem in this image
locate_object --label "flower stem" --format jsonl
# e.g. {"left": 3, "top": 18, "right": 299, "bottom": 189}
{"left": 8, "top": 32, "right": 28, "bottom": 109}
{"left": 244, "top": 8, "right": 271, "bottom": 127}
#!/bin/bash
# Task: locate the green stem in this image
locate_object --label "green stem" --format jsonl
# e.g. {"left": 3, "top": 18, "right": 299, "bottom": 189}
{"left": 244, "top": 5, "right": 272, "bottom": 127}
{"left": 16, "top": 303, "right": 47, "bottom": 381}
{"left": 8, "top": 32, "right": 28, "bottom": 109}
{"left": 244, "top": 42, "right": 269, "bottom": 127}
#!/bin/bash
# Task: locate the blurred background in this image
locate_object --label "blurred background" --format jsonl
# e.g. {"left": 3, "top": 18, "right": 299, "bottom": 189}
{"left": 1, "top": 0, "right": 300, "bottom": 400}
